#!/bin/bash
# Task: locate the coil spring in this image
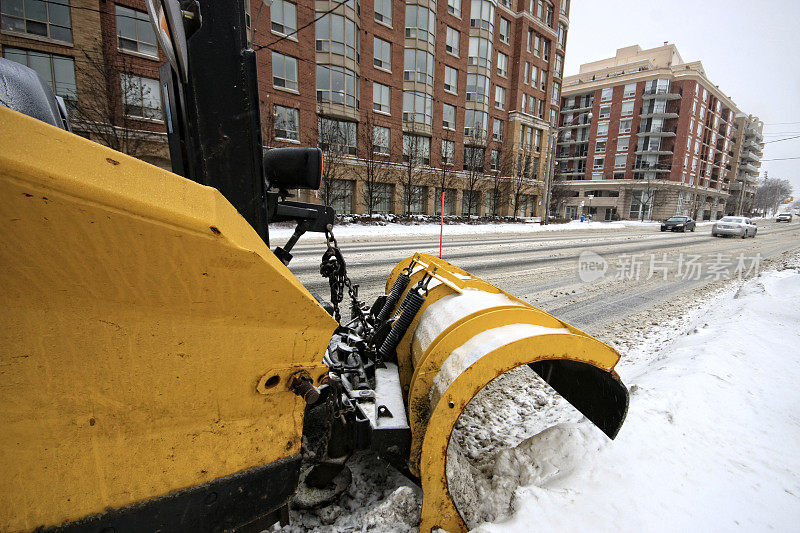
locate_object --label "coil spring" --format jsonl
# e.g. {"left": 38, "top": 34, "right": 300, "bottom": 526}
{"left": 377, "top": 289, "right": 425, "bottom": 361}
{"left": 376, "top": 273, "right": 410, "bottom": 323}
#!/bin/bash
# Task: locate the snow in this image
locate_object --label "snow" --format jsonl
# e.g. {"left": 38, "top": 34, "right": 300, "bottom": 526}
{"left": 270, "top": 219, "right": 678, "bottom": 242}
{"left": 467, "top": 263, "right": 800, "bottom": 532}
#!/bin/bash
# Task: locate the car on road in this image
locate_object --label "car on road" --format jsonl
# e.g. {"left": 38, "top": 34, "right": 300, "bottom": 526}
{"left": 711, "top": 216, "right": 757, "bottom": 238}
{"left": 661, "top": 216, "right": 696, "bottom": 232}
{"left": 776, "top": 212, "right": 793, "bottom": 222}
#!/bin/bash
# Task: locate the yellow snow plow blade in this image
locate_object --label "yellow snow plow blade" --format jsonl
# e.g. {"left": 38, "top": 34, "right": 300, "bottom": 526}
{"left": 383, "top": 254, "right": 629, "bottom": 533}
{"left": 0, "top": 106, "right": 337, "bottom": 531}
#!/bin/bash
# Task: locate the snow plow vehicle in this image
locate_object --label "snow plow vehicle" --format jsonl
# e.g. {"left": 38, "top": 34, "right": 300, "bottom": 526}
{"left": 0, "top": 1, "right": 628, "bottom": 531}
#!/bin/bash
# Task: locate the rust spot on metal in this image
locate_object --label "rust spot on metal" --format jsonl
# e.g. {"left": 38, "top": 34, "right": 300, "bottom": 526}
{"left": 89, "top": 418, "right": 96, "bottom": 426}
{"left": 106, "top": 157, "right": 120, "bottom": 166}
{"left": 209, "top": 226, "right": 221, "bottom": 235}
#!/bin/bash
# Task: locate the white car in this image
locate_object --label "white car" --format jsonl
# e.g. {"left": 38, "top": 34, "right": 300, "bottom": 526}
{"left": 711, "top": 216, "right": 757, "bottom": 238}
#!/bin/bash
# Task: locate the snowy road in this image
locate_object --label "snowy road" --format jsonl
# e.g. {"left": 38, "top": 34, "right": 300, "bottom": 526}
{"left": 285, "top": 220, "right": 800, "bottom": 337}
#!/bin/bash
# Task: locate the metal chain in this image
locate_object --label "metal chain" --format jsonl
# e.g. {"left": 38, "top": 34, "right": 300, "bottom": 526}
{"left": 320, "top": 225, "right": 367, "bottom": 326}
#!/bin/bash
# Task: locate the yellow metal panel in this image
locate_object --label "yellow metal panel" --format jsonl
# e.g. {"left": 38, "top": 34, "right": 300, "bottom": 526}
{"left": 0, "top": 107, "right": 337, "bottom": 530}
{"left": 418, "top": 334, "right": 622, "bottom": 532}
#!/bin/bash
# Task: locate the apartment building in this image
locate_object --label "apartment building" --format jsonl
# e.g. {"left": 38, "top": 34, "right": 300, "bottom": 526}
{"left": 0, "top": 0, "right": 170, "bottom": 168}
{"left": 555, "top": 44, "right": 762, "bottom": 222}
{"left": 258, "top": 0, "right": 569, "bottom": 217}
{"left": 727, "top": 114, "right": 764, "bottom": 215}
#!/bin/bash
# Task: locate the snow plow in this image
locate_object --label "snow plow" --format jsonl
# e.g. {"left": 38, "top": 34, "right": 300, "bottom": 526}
{"left": 0, "top": 1, "right": 628, "bottom": 531}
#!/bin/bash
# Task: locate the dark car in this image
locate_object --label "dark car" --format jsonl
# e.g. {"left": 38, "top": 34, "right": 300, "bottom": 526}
{"left": 661, "top": 216, "right": 696, "bottom": 232}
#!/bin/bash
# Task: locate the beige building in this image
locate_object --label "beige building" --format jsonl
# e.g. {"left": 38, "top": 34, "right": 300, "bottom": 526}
{"left": 727, "top": 114, "right": 764, "bottom": 215}
{"left": 554, "top": 44, "right": 762, "bottom": 221}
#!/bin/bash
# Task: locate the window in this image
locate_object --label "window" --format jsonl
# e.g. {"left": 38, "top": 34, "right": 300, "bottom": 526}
{"left": 545, "top": 3, "right": 554, "bottom": 25}
{"left": 319, "top": 117, "right": 357, "bottom": 155}
{"left": 327, "top": 179, "right": 355, "bottom": 214}
{"left": 448, "top": 0, "right": 461, "bottom": 17}
{"left": 470, "top": 0, "right": 495, "bottom": 31}
{"left": 442, "top": 103, "right": 456, "bottom": 129}
{"left": 617, "top": 136, "right": 629, "bottom": 151}
{"left": 539, "top": 69, "right": 547, "bottom": 91}
{"left": 3, "top": 47, "right": 76, "bottom": 106}
{"left": 373, "top": 37, "right": 391, "bottom": 70}
{"left": 463, "top": 189, "right": 480, "bottom": 214}
{"left": 446, "top": 26, "right": 460, "bottom": 55}
{"left": 270, "top": 0, "right": 297, "bottom": 36}
{"left": 373, "top": 183, "right": 394, "bottom": 214}
{"left": 619, "top": 119, "right": 632, "bottom": 133}
{"left": 536, "top": 98, "right": 544, "bottom": 118}
{"left": 600, "top": 87, "right": 614, "bottom": 102}
{"left": 621, "top": 101, "right": 634, "bottom": 116}
{"left": 373, "top": 82, "right": 390, "bottom": 113}
{"left": 465, "top": 73, "right": 490, "bottom": 103}
{"left": 315, "top": 13, "right": 358, "bottom": 60}
{"left": 527, "top": 29, "right": 532, "bottom": 52}
{"left": 373, "top": 126, "right": 390, "bottom": 155}
{"left": 402, "top": 91, "right": 432, "bottom": 125}
{"left": 595, "top": 141, "right": 606, "bottom": 154}
{"left": 536, "top": 0, "right": 544, "bottom": 18}
{"left": 593, "top": 157, "right": 604, "bottom": 170}
{"left": 316, "top": 64, "right": 359, "bottom": 108}
{"left": 273, "top": 52, "right": 298, "bottom": 91}
{"left": 374, "top": 0, "right": 392, "bottom": 25}
{"left": 528, "top": 96, "right": 536, "bottom": 115}
{"left": 524, "top": 127, "right": 533, "bottom": 150}
{"left": 557, "top": 23, "right": 566, "bottom": 49}
{"left": 534, "top": 129, "right": 543, "bottom": 151}
{"left": 623, "top": 83, "right": 636, "bottom": 98}
{"left": 554, "top": 54, "right": 563, "bottom": 79}
{"left": 551, "top": 81, "right": 560, "bottom": 106}
{"left": 115, "top": 6, "right": 157, "bottom": 58}
{"left": 493, "top": 118, "right": 503, "bottom": 141}
{"left": 468, "top": 37, "right": 492, "bottom": 68}
{"left": 463, "top": 145, "right": 484, "bottom": 171}
{"left": 403, "top": 134, "right": 431, "bottom": 165}
{"left": 464, "top": 109, "right": 488, "bottom": 139}
{"left": 597, "top": 122, "right": 609, "bottom": 136}
{"left": 444, "top": 66, "right": 458, "bottom": 94}
{"left": 497, "top": 52, "right": 508, "bottom": 77}
{"left": 403, "top": 49, "right": 434, "bottom": 85}
{"left": 1, "top": 0, "right": 72, "bottom": 42}
{"left": 495, "top": 86, "right": 506, "bottom": 109}
{"left": 435, "top": 188, "right": 456, "bottom": 215}
{"left": 274, "top": 105, "right": 299, "bottom": 140}
{"left": 561, "top": 0, "right": 570, "bottom": 14}
{"left": 442, "top": 139, "right": 455, "bottom": 165}
{"left": 534, "top": 34, "right": 542, "bottom": 56}
{"left": 405, "top": 4, "right": 436, "bottom": 44}
{"left": 531, "top": 65, "right": 538, "bottom": 86}
{"left": 599, "top": 106, "right": 611, "bottom": 119}
{"left": 499, "top": 18, "right": 510, "bottom": 43}
{"left": 615, "top": 154, "right": 627, "bottom": 168}
{"left": 490, "top": 150, "right": 500, "bottom": 171}
{"left": 403, "top": 185, "right": 428, "bottom": 214}
{"left": 524, "top": 63, "right": 529, "bottom": 84}
{"left": 121, "top": 74, "right": 162, "bottom": 120}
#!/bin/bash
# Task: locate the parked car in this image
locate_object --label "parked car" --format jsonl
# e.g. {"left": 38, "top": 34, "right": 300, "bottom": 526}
{"left": 660, "top": 216, "right": 696, "bottom": 232}
{"left": 711, "top": 216, "right": 757, "bottom": 238}
{"left": 776, "top": 212, "right": 793, "bottom": 222}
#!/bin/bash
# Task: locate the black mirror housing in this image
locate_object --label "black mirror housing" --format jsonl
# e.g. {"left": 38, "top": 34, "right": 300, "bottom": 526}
{"left": 263, "top": 147, "right": 323, "bottom": 191}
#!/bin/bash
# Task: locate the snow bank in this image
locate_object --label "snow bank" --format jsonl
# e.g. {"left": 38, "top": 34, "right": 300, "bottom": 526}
{"left": 269, "top": 219, "right": 666, "bottom": 241}
{"left": 467, "top": 265, "right": 800, "bottom": 532}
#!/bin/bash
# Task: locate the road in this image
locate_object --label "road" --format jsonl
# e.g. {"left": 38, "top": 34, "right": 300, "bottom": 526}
{"left": 285, "top": 220, "right": 800, "bottom": 337}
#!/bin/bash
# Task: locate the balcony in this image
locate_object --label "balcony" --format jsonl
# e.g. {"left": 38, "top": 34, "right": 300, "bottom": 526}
{"left": 558, "top": 170, "right": 587, "bottom": 177}
{"left": 558, "top": 137, "right": 591, "bottom": 145}
{"left": 557, "top": 153, "right": 588, "bottom": 160}
{"left": 641, "top": 91, "right": 682, "bottom": 101}
{"left": 741, "top": 162, "right": 759, "bottom": 176}
{"left": 632, "top": 163, "right": 672, "bottom": 173}
{"left": 637, "top": 126, "right": 677, "bottom": 137}
{"left": 639, "top": 110, "right": 679, "bottom": 120}
{"left": 560, "top": 102, "right": 594, "bottom": 114}
{"left": 634, "top": 148, "right": 674, "bottom": 156}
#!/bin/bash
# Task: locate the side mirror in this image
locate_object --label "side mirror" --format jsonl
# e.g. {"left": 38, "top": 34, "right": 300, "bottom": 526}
{"left": 263, "top": 147, "right": 323, "bottom": 191}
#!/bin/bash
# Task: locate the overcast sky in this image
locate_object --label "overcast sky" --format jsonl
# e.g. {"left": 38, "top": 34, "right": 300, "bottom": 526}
{"left": 563, "top": 0, "right": 800, "bottom": 197}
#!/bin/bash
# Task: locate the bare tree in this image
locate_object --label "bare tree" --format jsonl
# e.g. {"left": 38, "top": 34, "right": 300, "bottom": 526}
{"left": 71, "top": 43, "right": 155, "bottom": 159}
{"left": 401, "top": 134, "right": 431, "bottom": 215}
{"left": 630, "top": 174, "right": 666, "bottom": 221}
{"left": 461, "top": 131, "right": 486, "bottom": 216}
{"left": 316, "top": 113, "right": 352, "bottom": 209}
{"left": 508, "top": 149, "right": 537, "bottom": 218}
{"left": 754, "top": 175, "right": 793, "bottom": 215}
{"left": 548, "top": 173, "right": 573, "bottom": 219}
{"left": 356, "top": 113, "right": 394, "bottom": 216}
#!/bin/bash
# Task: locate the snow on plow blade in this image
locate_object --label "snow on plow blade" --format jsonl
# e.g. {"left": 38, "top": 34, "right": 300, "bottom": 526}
{"left": 383, "top": 254, "right": 629, "bottom": 533}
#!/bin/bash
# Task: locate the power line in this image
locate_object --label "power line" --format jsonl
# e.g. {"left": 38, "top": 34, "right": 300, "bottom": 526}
{"left": 764, "top": 121, "right": 800, "bottom": 126}
{"left": 764, "top": 135, "right": 800, "bottom": 144}
{"left": 761, "top": 156, "right": 800, "bottom": 161}
{"left": 253, "top": 0, "right": 349, "bottom": 50}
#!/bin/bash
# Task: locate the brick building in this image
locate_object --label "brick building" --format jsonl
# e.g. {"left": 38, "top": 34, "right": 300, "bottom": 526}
{"left": 2, "top": 0, "right": 569, "bottom": 218}
{"left": 255, "top": 0, "right": 569, "bottom": 217}
{"left": 1, "top": 0, "right": 171, "bottom": 168}
{"left": 555, "top": 44, "right": 763, "bottom": 222}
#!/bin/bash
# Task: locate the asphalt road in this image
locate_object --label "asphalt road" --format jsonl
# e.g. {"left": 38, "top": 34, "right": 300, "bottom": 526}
{"left": 286, "top": 220, "right": 800, "bottom": 337}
